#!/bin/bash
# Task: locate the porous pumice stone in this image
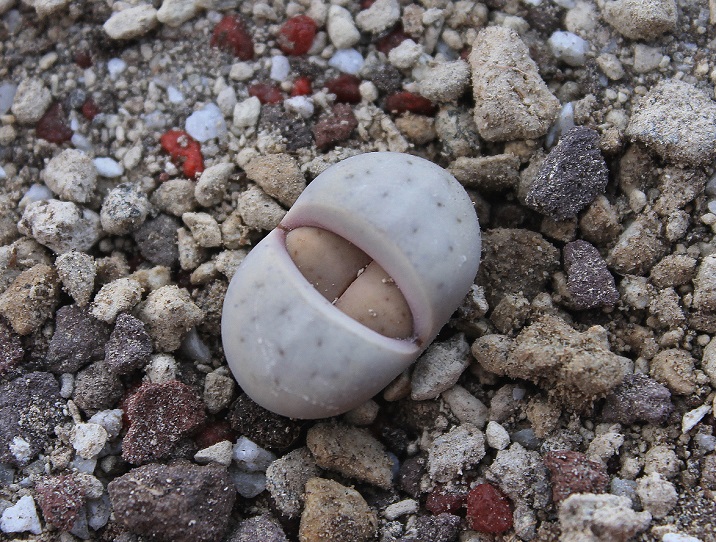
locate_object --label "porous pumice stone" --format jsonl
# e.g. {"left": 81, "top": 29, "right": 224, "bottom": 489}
{"left": 222, "top": 152, "right": 481, "bottom": 418}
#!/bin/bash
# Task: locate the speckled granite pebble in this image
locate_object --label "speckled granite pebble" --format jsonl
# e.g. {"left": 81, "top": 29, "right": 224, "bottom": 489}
{"left": 46, "top": 305, "right": 110, "bottom": 373}
{"left": 525, "top": 127, "right": 608, "bottom": 220}
{"left": 563, "top": 240, "right": 619, "bottom": 309}
{"left": 105, "top": 313, "right": 152, "bottom": 374}
{"left": 307, "top": 422, "right": 393, "bottom": 489}
{"left": 122, "top": 381, "right": 206, "bottom": 464}
{"left": 0, "top": 372, "right": 63, "bottom": 466}
{"left": 108, "top": 461, "right": 235, "bottom": 542}
{"left": 299, "top": 477, "right": 377, "bottom": 542}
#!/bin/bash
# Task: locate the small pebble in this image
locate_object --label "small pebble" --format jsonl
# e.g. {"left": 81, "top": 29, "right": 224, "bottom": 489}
{"left": 90, "top": 277, "right": 143, "bottom": 324}
{"left": 428, "top": 424, "right": 486, "bottom": 484}
{"left": 563, "top": 240, "right": 619, "bottom": 309}
{"left": 544, "top": 450, "right": 609, "bottom": 502}
{"left": 636, "top": 472, "right": 677, "bottom": 519}
{"left": 0, "top": 82, "right": 17, "bottom": 115}
{"left": 328, "top": 49, "right": 364, "bottom": 74}
{"left": 104, "top": 313, "right": 152, "bottom": 374}
{"left": 230, "top": 515, "right": 288, "bottom": 542}
{"left": 526, "top": 126, "right": 608, "bottom": 220}
{"left": 106, "top": 58, "right": 127, "bottom": 79}
{"left": 265, "top": 448, "right": 321, "bottom": 518}
{"left": 299, "top": 478, "right": 377, "bottom": 542}
{"left": 485, "top": 421, "right": 511, "bottom": 450}
{"left": 70, "top": 423, "right": 108, "bottom": 459}
{"left": 411, "top": 334, "right": 471, "bottom": 400}
{"left": 185, "top": 103, "right": 226, "bottom": 142}
{"left": 109, "top": 462, "right": 235, "bottom": 542}
{"left": 103, "top": 5, "right": 158, "bottom": 40}
{"left": 466, "top": 483, "right": 513, "bottom": 533}
{"left": 42, "top": 149, "right": 97, "bottom": 203}
{"left": 270, "top": 55, "right": 290, "bottom": 81}
{"left": 11, "top": 78, "right": 51, "bottom": 124}
{"left": 45, "top": 304, "right": 110, "bottom": 373}
{"left": 194, "top": 440, "right": 233, "bottom": 466}
{"left": 18, "top": 200, "right": 102, "bottom": 254}
{"left": 626, "top": 79, "right": 716, "bottom": 167}
{"left": 307, "top": 422, "right": 393, "bottom": 489}
{"left": 88, "top": 409, "right": 123, "bottom": 439}
{"left": 166, "top": 85, "right": 183, "bottom": 103}
{"left": 681, "top": 403, "right": 711, "bottom": 433}
{"left": 93, "top": 157, "right": 124, "bottom": 178}
{"left": 548, "top": 31, "right": 589, "bottom": 66}
{"left": 233, "top": 436, "right": 276, "bottom": 472}
{"left": 122, "top": 380, "right": 206, "bottom": 464}
{"left": 0, "top": 496, "right": 42, "bottom": 535}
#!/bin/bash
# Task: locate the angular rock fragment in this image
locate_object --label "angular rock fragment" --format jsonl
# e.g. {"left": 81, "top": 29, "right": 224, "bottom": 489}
{"left": 73, "top": 360, "right": 123, "bottom": 415}
{"left": 473, "top": 316, "right": 628, "bottom": 410}
{"left": 18, "top": 200, "right": 102, "bottom": 254}
{"left": 525, "top": 127, "right": 609, "bottom": 220}
{"left": 105, "top": 313, "right": 153, "bottom": 374}
{"left": 299, "top": 478, "right": 377, "bottom": 542}
{"left": 0, "top": 264, "right": 60, "bottom": 335}
{"left": 601, "top": 373, "right": 673, "bottom": 425}
{"left": 108, "top": 461, "right": 235, "bottom": 542}
{"left": 122, "top": 381, "right": 206, "bottom": 464}
{"left": 607, "top": 212, "right": 667, "bottom": 276}
{"left": 45, "top": 305, "right": 111, "bottom": 373}
{"left": 559, "top": 493, "right": 651, "bottom": 542}
{"left": 307, "top": 422, "right": 393, "bottom": 489}
{"left": 626, "top": 80, "right": 716, "bottom": 167}
{"left": 563, "top": 240, "right": 619, "bottom": 309}
{"left": 469, "top": 27, "right": 560, "bottom": 141}
{"left": 601, "top": 0, "right": 677, "bottom": 40}
{"left": 544, "top": 450, "right": 609, "bottom": 502}
{"left": 0, "top": 372, "right": 63, "bottom": 466}
{"left": 477, "top": 228, "right": 560, "bottom": 307}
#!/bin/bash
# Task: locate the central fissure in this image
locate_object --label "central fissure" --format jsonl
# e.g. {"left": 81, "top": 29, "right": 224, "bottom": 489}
{"left": 285, "top": 226, "right": 414, "bottom": 339}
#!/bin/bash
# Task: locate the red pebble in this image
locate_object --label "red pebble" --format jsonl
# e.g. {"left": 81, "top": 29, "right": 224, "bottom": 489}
{"left": 544, "top": 450, "right": 609, "bottom": 503}
{"left": 211, "top": 15, "right": 254, "bottom": 60}
{"left": 74, "top": 50, "right": 92, "bottom": 69}
{"left": 277, "top": 15, "right": 317, "bottom": 56}
{"left": 291, "top": 76, "right": 312, "bottom": 96}
{"left": 81, "top": 97, "right": 99, "bottom": 120}
{"left": 160, "top": 130, "right": 204, "bottom": 178}
{"left": 312, "top": 103, "right": 358, "bottom": 149}
{"left": 325, "top": 74, "right": 362, "bottom": 104}
{"left": 360, "top": 0, "right": 375, "bottom": 8}
{"left": 36, "top": 475, "right": 85, "bottom": 531}
{"left": 426, "top": 486, "right": 467, "bottom": 515}
{"left": 36, "top": 102, "right": 73, "bottom": 143}
{"left": 376, "top": 24, "right": 409, "bottom": 55}
{"left": 122, "top": 380, "right": 207, "bottom": 464}
{"left": 466, "top": 484, "right": 513, "bottom": 534}
{"left": 195, "top": 421, "right": 237, "bottom": 449}
{"left": 385, "top": 91, "right": 437, "bottom": 116}
{"left": 249, "top": 83, "right": 284, "bottom": 104}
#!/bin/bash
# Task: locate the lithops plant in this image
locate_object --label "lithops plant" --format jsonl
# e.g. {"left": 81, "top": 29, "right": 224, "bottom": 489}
{"left": 222, "top": 152, "right": 481, "bottom": 418}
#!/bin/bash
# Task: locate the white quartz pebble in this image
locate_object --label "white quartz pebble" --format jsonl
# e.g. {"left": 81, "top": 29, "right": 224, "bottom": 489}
{"left": 107, "top": 58, "right": 127, "bottom": 79}
{"left": 0, "top": 496, "right": 42, "bottom": 535}
{"left": 185, "top": 103, "right": 226, "bottom": 142}
{"left": 548, "top": 31, "right": 589, "bottom": 66}
{"left": 233, "top": 436, "right": 276, "bottom": 472}
{"left": 328, "top": 48, "right": 364, "bottom": 74}
{"left": 93, "top": 157, "right": 124, "bottom": 178}
{"left": 270, "top": 55, "right": 290, "bottom": 81}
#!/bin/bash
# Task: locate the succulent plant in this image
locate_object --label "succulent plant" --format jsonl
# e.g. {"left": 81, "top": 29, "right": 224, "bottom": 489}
{"left": 222, "top": 152, "right": 481, "bottom": 418}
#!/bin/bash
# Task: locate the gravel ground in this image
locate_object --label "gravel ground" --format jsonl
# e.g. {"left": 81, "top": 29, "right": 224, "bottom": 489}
{"left": 1, "top": 0, "right": 716, "bottom": 541}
